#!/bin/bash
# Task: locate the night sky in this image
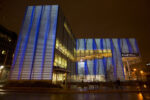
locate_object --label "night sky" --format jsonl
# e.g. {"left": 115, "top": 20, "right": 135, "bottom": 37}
{"left": 0, "top": 0, "right": 150, "bottom": 61}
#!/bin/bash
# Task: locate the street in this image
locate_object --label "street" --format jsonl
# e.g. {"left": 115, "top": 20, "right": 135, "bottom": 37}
{"left": 0, "top": 91, "right": 150, "bottom": 100}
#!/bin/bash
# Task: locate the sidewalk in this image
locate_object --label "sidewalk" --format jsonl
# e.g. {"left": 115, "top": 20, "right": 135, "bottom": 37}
{"left": 0, "top": 86, "right": 149, "bottom": 93}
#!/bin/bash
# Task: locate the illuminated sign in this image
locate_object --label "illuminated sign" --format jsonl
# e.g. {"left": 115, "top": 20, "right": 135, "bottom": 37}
{"left": 146, "top": 63, "right": 150, "bottom": 66}
{"left": 121, "top": 53, "right": 139, "bottom": 57}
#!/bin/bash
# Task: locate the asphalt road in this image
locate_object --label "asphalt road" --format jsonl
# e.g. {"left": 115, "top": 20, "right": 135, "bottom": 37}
{"left": 0, "top": 91, "right": 150, "bottom": 100}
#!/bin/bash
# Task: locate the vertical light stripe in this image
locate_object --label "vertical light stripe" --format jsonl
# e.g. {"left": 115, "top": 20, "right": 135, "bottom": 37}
{"left": 110, "top": 39, "right": 117, "bottom": 80}
{"left": 50, "top": 6, "right": 58, "bottom": 79}
{"left": 18, "top": 6, "right": 35, "bottom": 79}
{"left": 29, "top": 6, "right": 43, "bottom": 79}
{"left": 118, "top": 39, "right": 125, "bottom": 79}
{"left": 93, "top": 39, "right": 97, "bottom": 75}
{"left": 101, "top": 39, "right": 107, "bottom": 79}
{"left": 126, "top": 38, "right": 133, "bottom": 53}
{"left": 10, "top": 7, "right": 28, "bottom": 78}
{"left": 118, "top": 39, "right": 122, "bottom": 53}
{"left": 135, "top": 39, "right": 140, "bottom": 55}
{"left": 84, "top": 39, "right": 88, "bottom": 75}
{"left": 40, "top": 6, "right": 51, "bottom": 79}
{"left": 76, "top": 39, "right": 78, "bottom": 75}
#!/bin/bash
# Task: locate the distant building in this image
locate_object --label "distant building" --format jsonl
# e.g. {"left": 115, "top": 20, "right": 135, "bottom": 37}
{"left": 74, "top": 38, "right": 140, "bottom": 82}
{"left": 146, "top": 63, "right": 150, "bottom": 81}
{"left": 10, "top": 5, "right": 141, "bottom": 83}
{"left": 0, "top": 25, "right": 17, "bottom": 82}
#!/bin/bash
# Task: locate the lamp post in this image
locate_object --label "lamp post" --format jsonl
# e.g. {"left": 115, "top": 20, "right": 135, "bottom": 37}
{"left": 133, "top": 68, "right": 138, "bottom": 80}
{"left": 3, "top": 51, "right": 8, "bottom": 65}
{"left": 0, "top": 65, "right": 4, "bottom": 80}
{"left": 140, "top": 70, "right": 144, "bottom": 81}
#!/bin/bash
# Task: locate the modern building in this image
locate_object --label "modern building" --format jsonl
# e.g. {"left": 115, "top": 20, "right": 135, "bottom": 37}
{"left": 10, "top": 5, "right": 140, "bottom": 83}
{"left": 72, "top": 38, "right": 140, "bottom": 82}
{"left": 10, "top": 5, "right": 76, "bottom": 83}
{"left": 0, "top": 25, "right": 17, "bottom": 82}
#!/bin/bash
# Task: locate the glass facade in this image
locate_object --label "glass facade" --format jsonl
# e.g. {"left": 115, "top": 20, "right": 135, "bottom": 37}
{"left": 72, "top": 38, "right": 140, "bottom": 82}
{"left": 52, "top": 9, "right": 76, "bottom": 83}
{"left": 10, "top": 5, "right": 140, "bottom": 82}
{"left": 10, "top": 5, "right": 58, "bottom": 80}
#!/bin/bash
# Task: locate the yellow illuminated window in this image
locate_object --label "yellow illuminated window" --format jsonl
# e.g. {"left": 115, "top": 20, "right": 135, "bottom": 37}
{"left": 103, "top": 49, "right": 107, "bottom": 53}
{"left": 90, "top": 50, "right": 93, "bottom": 55}
{"left": 85, "top": 50, "right": 89, "bottom": 55}
{"left": 58, "top": 56, "right": 61, "bottom": 65}
{"left": 98, "top": 50, "right": 102, "bottom": 53}
{"left": 56, "top": 39, "right": 59, "bottom": 48}
{"left": 107, "top": 49, "right": 111, "bottom": 53}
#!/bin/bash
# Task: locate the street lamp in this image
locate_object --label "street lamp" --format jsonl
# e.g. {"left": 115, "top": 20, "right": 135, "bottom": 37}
{"left": 1, "top": 50, "right": 6, "bottom": 55}
{"left": 140, "top": 70, "right": 144, "bottom": 74}
{"left": 140, "top": 70, "right": 144, "bottom": 81}
{"left": 134, "top": 68, "right": 139, "bottom": 80}
{"left": 0, "top": 65, "right": 4, "bottom": 79}
{"left": 0, "top": 65, "right": 4, "bottom": 70}
{"left": 133, "top": 68, "right": 137, "bottom": 71}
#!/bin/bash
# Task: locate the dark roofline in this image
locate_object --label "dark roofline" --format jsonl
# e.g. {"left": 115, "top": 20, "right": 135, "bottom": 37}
{"left": 0, "top": 24, "right": 17, "bottom": 40}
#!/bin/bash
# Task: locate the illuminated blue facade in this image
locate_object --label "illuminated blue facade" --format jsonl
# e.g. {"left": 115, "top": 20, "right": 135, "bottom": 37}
{"left": 10, "top": 5, "right": 58, "bottom": 80}
{"left": 10, "top": 5, "right": 140, "bottom": 82}
{"left": 75, "top": 38, "right": 140, "bottom": 81}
